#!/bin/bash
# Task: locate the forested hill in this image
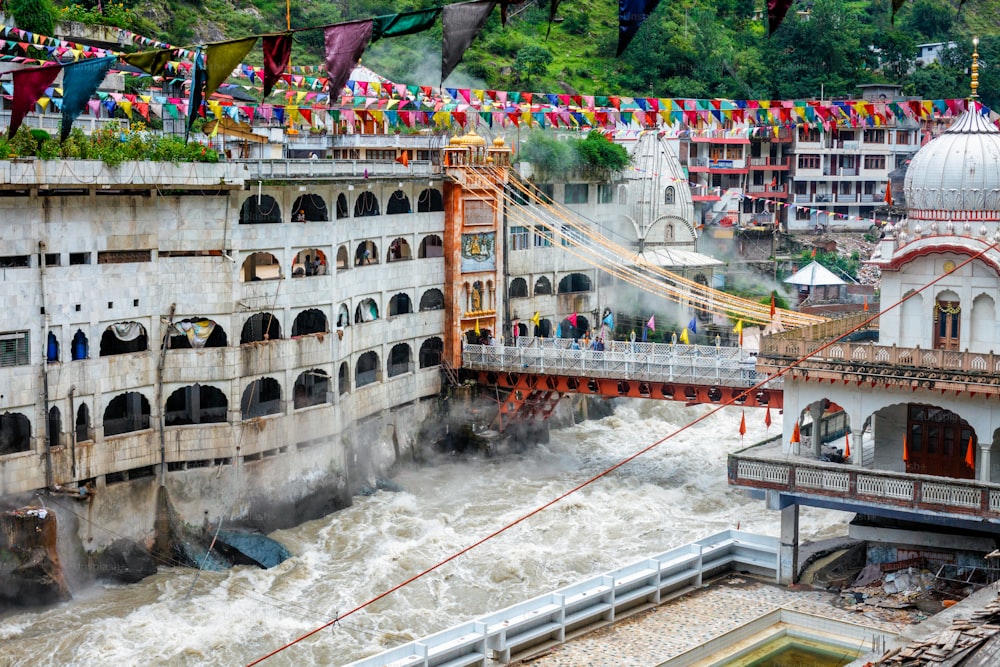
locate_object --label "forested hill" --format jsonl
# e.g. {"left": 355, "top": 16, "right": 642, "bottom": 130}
{"left": 27, "top": 0, "right": 1000, "bottom": 108}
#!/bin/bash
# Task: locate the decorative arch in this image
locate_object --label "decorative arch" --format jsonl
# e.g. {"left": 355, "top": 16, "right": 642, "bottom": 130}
{"left": 354, "top": 191, "right": 380, "bottom": 217}
{"left": 292, "top": 248, "right": 328, "bottom": 277}
{"left": 47, "top": 331, "right": 59, "bottom": 363}
{"left": 418, "top": 234, "right": 443, "bottom": 258}
{"left": 388, "top": 237, "right": 412, "bottom": 262}
{"left": 420, "top": 288, "right": 445, "bottom": 311}
{"left": 386, "top": 189, "right": 411, "bottom": 215}
{"left": 336, "top": 193, "right": 349, "bottom": 219}
{"left": 534, "top": 276, "right": 552, "bottom": 295}
{"left": 71, "top": 329, "right": 89, "bottom": 360}
{"left": 0, "top": 412, "right": 31, "bottom": 455}
{"left": 664, "top": 186, "right": 675, "bottom": 205}
{"left": 292, "top": 308, "right": 329, "bottom": 336}
{"left": 934, "top": 289, "right": 961, "bottom": 351}
{"left": 76, "top": 403, "right": 91, "bottom": 442}
{"left": 664, "top": 222, "right": 675, "bottom": 241}
{"left": 241, "top": 251, "right": 282, "bottom": 282}
{"left": 336, "top": 245, "right": 349, "bottom": 270}
{"left": 971, "top": 292, "right": 996, "bottom": 348}
{"left": 356, "top": 351, "right": 380, "bottom": 388}
{"left": 509, "top": 278, "right": 528, "bottom": 298}
{"left": 355, "top": 298, "right": 379, "bottom": 323}
{"left": 291, "top": 193, "right": 328, "bottom": 222}
{"left": 103, "top": 391, "right": 151, "bottom": 437}
{"left": 336, "top": 303, "right": 351, "bottom": 329}
{"left": 419, "top": 337, "right": 443, "bottom": 368}
{"left": 617, "top": 184, "right": 628, "bottom": 205}
{"left": 47, "top": 406, "right": 61, "bottom": 449}
{"left": 169, "top": 318, "right": 227, "bottom": 349}
{"left": 355, "top": 241, "right": 378, "bottom": 266}
{"left": 100, "top": 322, "right": 148, "bottom": 356}
{"left": 558, "top": 273, "right": 592, "bottom": 293}
{"left": 417, "top": 188, "right": 444, "bottom": 212}
{"left": 240, "top": 194, "right": 281, "bottom": 224}
{"left": 338, "top": 361, "right": 349, "bottom": 395}
{"left": 293, "top": 369, "right": 330, "bottom": 409}
{"left": 389, "top": 293, "right": 412, "bottom": 316}
{"left": 241, "top": 312, "right": 282, "bottom": 344}
{"left": 388, "top": 343, "right": 412, "bottom": 377}
{"left": 241, "top": 377, "right": 282, "bottom": 419}
{"left": 165, "top": 384, "right": 228, "bottom": 425}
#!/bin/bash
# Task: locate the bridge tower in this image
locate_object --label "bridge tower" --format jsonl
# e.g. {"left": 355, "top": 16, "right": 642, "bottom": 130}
{"left": 442, "top": 131, "right": 512, "bottom": 368}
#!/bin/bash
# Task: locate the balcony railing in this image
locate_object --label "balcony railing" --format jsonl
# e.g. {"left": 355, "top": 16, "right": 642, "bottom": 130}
{"left": 236, "top": 159, "right": 437, "bottom": 181}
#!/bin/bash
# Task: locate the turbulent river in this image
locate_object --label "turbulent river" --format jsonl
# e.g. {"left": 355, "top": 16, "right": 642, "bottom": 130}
{"left": 0, "top": 400, "right": 848, "bottom": 666}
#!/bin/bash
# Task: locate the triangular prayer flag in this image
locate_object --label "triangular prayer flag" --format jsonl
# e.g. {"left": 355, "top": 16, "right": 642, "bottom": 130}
{"left": 120, "top": 48, "right": 174, "bottom": 77}
{"left": 739, "top": 412, "right": 746, "bottom": 438}
{"left": 261, "top": 33, "right": 292, "bottom": 99}
{"left": 441, "top": 0, "right": 496, "bottom": 83}
{"left": 567, "top": 312, "right": 578, "bottom": 328}
{"left": 767, "top": 0, "right": 794, "bottom": 34}
{"left": 324, "top": 20, "right": 373, "bottom": 97}
{"left": 966, "top": 435, "right": 976, "bottom": 469}
{"left": 844, "top": 432, "right": 851, "bottom": 459}
{"left": 396, "top": 151, "right": 409, "bottom": 167}
{"left": 531, "top": 311, "right": 540, "bottom": 327}
{"left": 765, "top": 406, "right": 772, "bottom": 428}
{"left": 205, "top": 37, "right": 257, "bottom": 105}
{"left": 8, "top": 64, "right": 61, "bottom": 138}
{"left": 687, "top": 317, "right": 697, "bottom": 334}
{"left": 60, "top": 56, "right": 116, "bottom": 141}
{"left": 646, "top": 314, "right": 655, "bottom": 331}
{"left": 372, "top": 7, "right": 441, "bottom": 41}
{"left": 679, "top": 327, "right": 689, "bottom": 344}
{"left": 186, "top": 50, "right": 207, "bottom": 138}
{"left": 617, "top": 0, "right": 661, "bottom": 56}
{"left": 884, "top": 179, "right": 893, "bottom": 206}
{"left": 790, "top": 421, "right": 801, "bottom": 444}
{"left": 734, "top": 319, "right": 743, "bottom": 346}
{"left": 902, "top": 434, "right": 909, "bottom": 462}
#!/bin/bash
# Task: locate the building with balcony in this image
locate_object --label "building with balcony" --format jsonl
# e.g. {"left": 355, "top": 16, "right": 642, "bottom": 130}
{"left": 730, "top": 95, "right": 1000, "bottom": 583}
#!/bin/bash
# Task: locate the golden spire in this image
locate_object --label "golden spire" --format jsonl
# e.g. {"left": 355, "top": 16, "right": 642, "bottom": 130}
{"left": 971, "top": 37, "right": 980, "bottom": 99}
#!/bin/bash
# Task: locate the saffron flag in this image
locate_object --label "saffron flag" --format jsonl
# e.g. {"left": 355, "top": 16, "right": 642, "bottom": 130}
{"left": 396, "top": 151, "right": 409, "bottom": 167}
{"left": 902, "top": 434, "right": 909, "bottom": 462}
{"left": 734, "top": 319, "right": 743, "bottom": 346}
{"left": 531, "top": 311, "right": 541, "bottom": 327}
{"left": 120, "top": 48, "right": 174, "bottom": 77}
{"left": 739, "top": 411, "right": 746, "bottom": 438}
{"left": 442, "top": 0, "right": 496, "bottom": 83}
{"left": 864, "top": 296, "right": 869, "bottom": 312}
{"left": 790, "top": 421, "right": 800, "bottom": 444}
{"left": 617, "top": 0, "right": 662, "bottom": 56}
{"left": 8, "top": 64, "right": 61, "bottom": 139}
{"left": 567, "top": 312, "right": 578, "bottom": 328}
{"left": 765, "top": 406, "right": 772, "bottom": 428}
{"left": 60, "top": 56, "right": 116, "bottom": 142}
{"left": 810, "top": 247, "right": 817, "bottom": 258}
{"left": 679, "top": 327, "right": 689, "bottom": 344}
{"left": 372, "top": 7, "right": 441, "bottom": 41}
{"left": 966, "top": 435, "right": 976, "bottom": 469}
{"left": 844, "top": 432, "right": 851, "bottom": 459}
{"left": 324, "top": 20, "right": 374, "bottom": 97}
{"left": 261, "top": 33, "right": 293, "bottom": 99}
{"left": 205, "top": 37, "right": 258, "bottom": 108}
{"left": 884, "top": 180, "right": 893, "bottom": 206}
{"left": 687, "top": 317, "right": 697, "bottom": 334}
{"left": 767, "top": 0, "right": 794, "bottom": 35}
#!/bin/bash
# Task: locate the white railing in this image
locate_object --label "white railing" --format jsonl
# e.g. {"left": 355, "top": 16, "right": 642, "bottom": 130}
{"left": 236, "top": 159, "right": 437, "bottom": 180}
{"left": 343, "top": 530, "right": 778, "bottom": 667}
{"left": 462, "top": 338, "right": 780, "bottom": 389}
{"left": 922, "top": 482, "right": 981, "bottom": 508}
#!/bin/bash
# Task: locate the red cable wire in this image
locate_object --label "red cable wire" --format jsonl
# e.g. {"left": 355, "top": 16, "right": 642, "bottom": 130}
{"left": 248, "top": 239, "right": 998, "bottom": 665}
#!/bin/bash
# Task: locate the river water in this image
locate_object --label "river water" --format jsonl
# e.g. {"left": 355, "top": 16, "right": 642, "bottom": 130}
{"left": 0, "top": 400, "right": 847, "bottom": 667}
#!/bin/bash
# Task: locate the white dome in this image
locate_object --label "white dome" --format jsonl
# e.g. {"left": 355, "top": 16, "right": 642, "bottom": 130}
{"left": 904, "top": 108, "right": 1000, "bottom": 212}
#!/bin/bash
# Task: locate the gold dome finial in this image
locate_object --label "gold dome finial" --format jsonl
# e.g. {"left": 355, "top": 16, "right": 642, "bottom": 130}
{"left": 971, "top": 37, "right": 980, "bottom": 99}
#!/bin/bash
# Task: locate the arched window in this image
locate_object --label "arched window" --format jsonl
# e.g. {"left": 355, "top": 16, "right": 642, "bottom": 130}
{"left": 418, "top": 234, "right": 443, "bottom": 258}
{"left": 241, "top": 377, "right": 282, "bottom": 419}
{"left": 100, "top": 322, "right": 148, "bottom": 356}
{"left": 338, "top": 362, "right": 349, "bottom": 395}
{"left": 354, "top": 191, "right": 380, "bottom": 217}
{"left": 336, "top": 245, "right": 349, "bottom": 270}
{"left": 617, "top": 185, "right": 627, "bottom": 205}
{"left": 241, "top": 313, "right": 282, "bottom": 344}
{"left": 664, "top": 186, "right": 675, "bottom": 204}
{"left": 103, "top": 391, "right": 151, "bottom": 437}
{"left": 76, "top": 403, "right": 91, "bottom": 442}
{"left": 534, "top": 276, "right": 552, "bottom": 295}
{"left": 355, "top": 241, "right": 378, "bottom": 266}
{"left": 241, "top": 251, "right": 282, "bottom": 282}
{"left": 419, "top": 289, "right": 445, "bottom": 311}
{"left": 417, "top": 188, "right": 444, "bottom": 212}
{"left": 536, "top": 318, "right": 553, "bottom": 338}
{"left": 419, "top": 337, "right": 443, "bottom": 368}
{"left": 509, "top": 278, "right": 528, "bottom": 298}
{"left": 356, "top": 351, "right": 380, "bottom": 388}
{"left": 165, "top": 384, "right": 228, "bottom": 425}
{"left": 72, "top": 329, "right": 89, "bottom": 360}
{"left": 664, "top": 223, "right": 674, "bottom": 241}
{"left": 387, "top": 237, "right": 412, "bottom": 262}
{"left": 386, "top": 190, "right": 411, "bottom": 215}
{"left": 336, "top": 304, "right": 351, "bottom": 329}
{"left": 47, "top": 406, "right": 61, "bottom": 448}
{"left": 293, "top": 369, "right": 330, "bottom": 409}
{"left": 240, "top": 194, "right": 281, "bottom": 224}
{"left": 355, "top": 298, "right": 379, "bottom": 323}
{"left": 389, "top": 293, "right": 412, "bottom": 316}
{"left": 168, "top": 318, "right": 227, "bottom": 349}
{"left": 292, "top": 248, "right": 328, "bottom": 278}
{"left": 47, "top": 331, "right": 59, "bottom": 363}
{"left": 291, "top": 193, "right": 328, "bottom": 222}
{"left": 558, "top": 273, "right": 592, "bottom": 293}
{"left": 336, "top": 193, "right": 349, "bottom": 219}
{"left": 292, "top": 308, "right": 329, "bottom": 336}
{"left": 0, "top": 412, "right": 31, "bottom": 455}
{"left": 388, "top": 343, "right": 412, "bottom": 377}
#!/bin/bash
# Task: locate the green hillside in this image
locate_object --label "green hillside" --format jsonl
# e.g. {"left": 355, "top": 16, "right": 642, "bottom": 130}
{"left": 15, "top": 0, "right": 1000, "bottom": 107}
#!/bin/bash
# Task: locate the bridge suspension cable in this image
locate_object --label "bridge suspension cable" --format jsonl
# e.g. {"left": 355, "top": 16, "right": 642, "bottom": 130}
{"left": 479, "top": 165, "right": 826, "bottom": 328}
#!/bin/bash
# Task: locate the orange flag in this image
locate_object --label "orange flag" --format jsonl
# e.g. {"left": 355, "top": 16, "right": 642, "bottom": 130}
{"left": 739, "top": 412, "right": 747, "bottom": 438}
{"left": 790, "top": 421, "right": 801, "bottom": 444}
{"left": 844, "top": 431, "right": 851, "bottom": 459}
{"left": 396, "top": 151, "right": 409, "bottom": 168}
{"left": 884, "top": 180, "right": 893, "bottom": 206}
{"left": 863, "top": 296, "right": 868, "bottom": 312}
{"left": 902, "top": 434, "right": 909, "bottom": 462}
{"left": 765, "top": 406, "right": 772, "bottom": 429}
{"left": 966, "top": 436, "right": 976, "bottom": 469}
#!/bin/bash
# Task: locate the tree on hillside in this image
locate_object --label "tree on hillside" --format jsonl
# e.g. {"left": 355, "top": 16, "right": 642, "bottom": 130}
{"left": 514, "top": 45, "right": 553, "bottom": 84}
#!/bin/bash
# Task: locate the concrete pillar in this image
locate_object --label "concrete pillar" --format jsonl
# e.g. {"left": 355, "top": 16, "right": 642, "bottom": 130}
{"left": 979, "top": 445, "right": 991, "bottom": 484}
{"left": 778, "top": 503, "right": 799, "bottom": 585}
{"left": 849, "top": 428, "right": 863, "bottom": 465}
{"left": 810, "top": 402, "right": 823, "bottom": 457}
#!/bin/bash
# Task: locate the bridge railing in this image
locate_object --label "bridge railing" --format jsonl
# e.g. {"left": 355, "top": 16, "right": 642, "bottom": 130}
{"left": 342, "top": 530, "right": 778, "bottom": 667}
{"left": 462, "top": 338, "right": 781, "bottom": 389}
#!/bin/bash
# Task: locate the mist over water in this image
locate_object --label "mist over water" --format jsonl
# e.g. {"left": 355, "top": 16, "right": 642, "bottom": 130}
{"left": 0, "top": 400, "right": 848, "bottom": 666}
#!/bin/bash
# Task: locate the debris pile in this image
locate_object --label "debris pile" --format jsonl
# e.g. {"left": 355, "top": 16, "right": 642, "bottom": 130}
{"left": 835, "top": 562, "right": 945, "bottom": 624}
